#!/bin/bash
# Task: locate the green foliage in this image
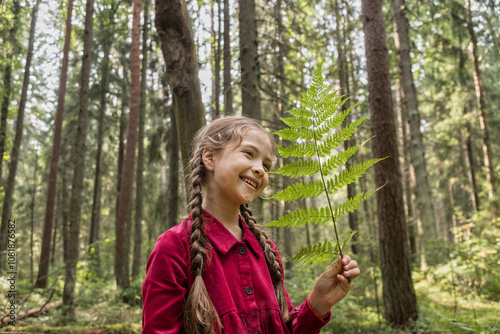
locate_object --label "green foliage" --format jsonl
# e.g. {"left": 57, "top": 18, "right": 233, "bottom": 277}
{"left": 267, "top": 65, "right": 382, "bottom": 266}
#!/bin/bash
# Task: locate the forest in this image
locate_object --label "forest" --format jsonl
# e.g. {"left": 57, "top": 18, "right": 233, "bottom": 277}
{"left": 0, "top": 0, "right": 499, "bottom": 332}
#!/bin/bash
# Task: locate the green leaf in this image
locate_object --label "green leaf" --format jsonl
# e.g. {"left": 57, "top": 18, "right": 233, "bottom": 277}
{"left": 265, "top": 206, "right": 331, "bottom": 227}
{"left": 324, "top": 158, "right": 387, "bottom": 194}
{"left": 287, "top": 240, "right": 339, "bottom": 267}
{"left": 270, "top": 179, "right": 324, "bottom": 202}
{"left": 271, "top": 160, "right": 319, "bottom": 177}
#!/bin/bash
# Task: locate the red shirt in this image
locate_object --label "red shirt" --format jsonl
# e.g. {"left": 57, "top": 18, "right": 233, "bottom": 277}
{"left": 142, "top": 210, "right": 330, "bottom": 333}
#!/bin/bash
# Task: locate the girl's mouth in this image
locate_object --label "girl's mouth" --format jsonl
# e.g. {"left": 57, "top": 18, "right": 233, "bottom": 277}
{"left": 241, "top": 176, "right": 257, "bottom": 189}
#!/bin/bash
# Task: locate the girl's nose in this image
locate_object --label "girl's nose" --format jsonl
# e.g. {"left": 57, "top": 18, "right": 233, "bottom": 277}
{"left": 252, "top": 164, "right": 265, "bottom": 175}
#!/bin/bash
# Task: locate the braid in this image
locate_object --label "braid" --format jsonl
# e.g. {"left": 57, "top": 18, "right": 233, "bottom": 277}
{"left": 183, "top": 150, "right": 221, "bottom": 334}
{"left": 239, "top": 204, "right": 290, "bottom": 323}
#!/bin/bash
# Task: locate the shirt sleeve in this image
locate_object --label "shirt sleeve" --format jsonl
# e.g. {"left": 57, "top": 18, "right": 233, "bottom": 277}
{"left": 269, "top": 241, "right": 331, "bottom": 334}
{"left": 142, "top": 230, "right": 188, "bottom": 334}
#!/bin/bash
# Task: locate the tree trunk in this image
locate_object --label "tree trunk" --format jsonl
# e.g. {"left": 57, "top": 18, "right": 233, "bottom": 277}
{"left": 89, "top": 8, "right": 114, "bottom": 279}
{"left": 35, "top": 0, "right": 74, "bottom": 288}
{"left": 209, "top": 0, "right": 221, "bottom": 120}
{"left": 62, "top": 0, "right": 94, "bottom": 316}
{"left": 395, "top": 78, "right": 417, "bottom": 262}
{"left": 30, "top": 153, "right": 38, "bottom": 284}
{"left": 334, "top": 0, "right": 358, "bottom": 255}
{"left": 115, "top": 0, "right": 142, "bottom": 289}
{"left": 155, "top": 0, "right": 206, "bottom": 181}
{"left": 238, "top": 0, "right": 261, "bottom": 121}
{"left": 132, "top": 0, "right": 149, "bottom": 280}
{"left": 392, "top": 0, "right": 437, "bottom": 262}
{"left": 0, "top": 0, "right": 42, "bottom": 272}
{"left": 166, "top": 106, "right": 180, "bottom": 230}
{"left": 0, "top": 0, "right": 20, "bottom": 193}
{"left": 115, "top": 65, "right": 128, "bottom": 224}
{"left": 223, "top": 0, "right": 233, "bottom": 115}
{"left": 361, "top": 0, "right": 418, "bottom": 327}
{"left": 461, "top": 106, "right": 480, "bottom": 213}
{"left": 465, "top": 0, "right": 497, "bottom": 218}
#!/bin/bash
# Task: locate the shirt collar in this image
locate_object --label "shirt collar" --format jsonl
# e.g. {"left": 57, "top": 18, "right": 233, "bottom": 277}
{"left": 197, "top": 209, "right": 262, "bottom": 258}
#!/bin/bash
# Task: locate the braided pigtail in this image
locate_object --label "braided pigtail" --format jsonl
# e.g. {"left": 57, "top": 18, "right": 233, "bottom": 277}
{"left": 183, "top": 149, "right": 221, "bottom": 334}
{"left": 239, "top": 204, "right": 290, "bottom": 323}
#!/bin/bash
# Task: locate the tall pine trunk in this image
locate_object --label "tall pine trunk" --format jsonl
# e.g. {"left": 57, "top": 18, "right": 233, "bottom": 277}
{"left": 116, "top": 0, "right": 142, "bottom": 289}
{"left": 465, "top": 0, "right": 497, "bottom": 218}
{"left": 166, "top": 106, "right": 180, "bottom": 230}
{"left": 35, "top": 0, "right": 74, "bottom": 287}
{"left": 0, "top": 0, "right": 42, "bottom": 271}
{"left": 361, "top": 0, "right": 418, "bottom": 327}
{"left": 132, "top": 0, "right": 150, "bottom": 280}
{"left": 63, "top": 0, "right": 94, "bottom": 316}
{"left": 392, "top": 0, "right": 436, "bottom": 268}
{"left": 223, "top": 0, "right": 233, "bottom": 115}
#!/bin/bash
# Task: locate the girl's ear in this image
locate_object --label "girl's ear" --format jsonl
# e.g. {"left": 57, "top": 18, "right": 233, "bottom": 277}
{"left": 202, "top": 147, "right": 215, "bottom": 171}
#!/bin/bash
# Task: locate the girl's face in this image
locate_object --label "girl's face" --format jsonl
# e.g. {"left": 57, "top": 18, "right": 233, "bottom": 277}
{"left": 202, "top": 129, "right": 275, "bottom": 208}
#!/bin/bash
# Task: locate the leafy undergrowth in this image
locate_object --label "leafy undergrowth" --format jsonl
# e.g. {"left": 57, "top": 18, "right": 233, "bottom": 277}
{"left": 3, "top": 266, "right": 499, "bottom": 333}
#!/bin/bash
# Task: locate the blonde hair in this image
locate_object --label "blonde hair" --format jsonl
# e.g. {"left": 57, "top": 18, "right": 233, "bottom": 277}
{"left": 183, "top": 116, "right": 289, "bottom": 334}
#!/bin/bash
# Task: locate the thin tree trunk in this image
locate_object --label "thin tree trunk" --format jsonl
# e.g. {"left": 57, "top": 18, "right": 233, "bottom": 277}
{"left": 238, "top": 0, "right": 261, "bottom": 121}
{"left": 334, "top": 0, "right": 358, "bottom": 254}
{"left": 461, "top": 106, "right": 480, "bottom": 212}
{"left": 30, "top": 153, "right": 38, "bottom": 285}
{"left": 215, "top": 0, "right": 221, "bottom": 117}
{"left": 35, "top": 0, "right": 74, "bottom": 288}
{"left": 62, "top": 0, "right": 94, "bottom": 316}
{"left": 155, "top": 0, "right": 206, "bottom": 181}
{"left": 115, "top": 0, "right": 142, "bottom": 289}
{"left": 132, "top": 0, "right": 149, "bottom": 280}
{"left": 223, "top": 0, "right": 233, "bottom": 115}
{"left": 166, "top": 107, "right": 180, "bottom": 230}
{"left": 361, "top": 0, "right": 418, "bottom": 327}
{"left": 0, "top": 0, "right": 42, "bottom": 271}
{"left": 465, "top": 0, "right": 497, "bottom": 218}
{"left": 392, "top": 0, "right": 437, "bottom": 258}
{"left": 395, "top": 78, "right": 417, "bottom": 262}
{"left": 0, "top": 0, "right": 20, "bottom": 192}
{"left": 115, "top": 65, "right": 128, "bottom": 223}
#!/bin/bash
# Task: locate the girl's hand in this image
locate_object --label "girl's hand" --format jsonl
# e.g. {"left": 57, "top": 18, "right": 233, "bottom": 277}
{"left": 308, "top": 255, "right": 360, "bottom": 317}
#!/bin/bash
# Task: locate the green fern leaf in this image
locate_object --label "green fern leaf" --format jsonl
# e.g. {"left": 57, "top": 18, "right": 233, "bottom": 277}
{"left": 276, "top": 142, "right": 316, "bottom": 159}
{"left": 316, "top": 116, "right": 368, "bottom": 157}
{"left": 273, "top": 127, "right": 314, "bottom": 141}
{"left": 266, "top": 206, "right": 332, "bottom": 228}
{"left": 270, "top": 160, "right": 319, "bottom": 178}
{"left": 287, "top": 240, "right": 339, "bottom": 266}
{"left": 271, "top": 179, "right": 324, "bottom": 202}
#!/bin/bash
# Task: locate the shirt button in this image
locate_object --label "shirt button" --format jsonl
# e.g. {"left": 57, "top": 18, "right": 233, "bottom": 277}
{"left": 245, "top": 287, "right": 253, "bottom": 295}
{"left": 239, "top": 247, "right": 246, "bottom": 255}
{"left": 255, "top": 332, "right": 261, "bottom": 334}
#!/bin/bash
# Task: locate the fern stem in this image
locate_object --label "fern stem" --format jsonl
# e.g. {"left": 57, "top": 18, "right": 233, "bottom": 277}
{"left": 311, "top": 114, "right": 344, "bottom": 262}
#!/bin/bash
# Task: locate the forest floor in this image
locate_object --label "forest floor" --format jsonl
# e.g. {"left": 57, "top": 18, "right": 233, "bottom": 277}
{"left": 1, "top": 269, "right": 498, "bottom": 333}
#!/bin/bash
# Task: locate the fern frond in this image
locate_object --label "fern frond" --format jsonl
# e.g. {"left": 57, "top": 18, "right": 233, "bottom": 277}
{"left": 271, "top": 179, "right": 324, "bottom": 201}
{"left": 325, "top": 188, "right": 379, "bottom": 224}
{"left": 286, "top": 107, "right": 313, "bottom": 118}
{"left": 325, "top": 158, "right": 387, "bottom": 194}
{"left": 316, "top": 116, "right": 368, "bottom": 157}
{"left": 276, "top": 142, "right": 316, "bottom": 159}
{"left": 273, "top": 127, "right": 314, "bottom": 141}
{"left": 271, "top": 160, "right": 319, "bottom": 178}
{"left": 280, "top": 115, "right": 313, "bottom": 129}
{"left": 287, "top": 240, "right": 339, "bottom": 266}
{"left": 266, "top": 206, "right": 331, "bottom": 228}
{"left": 321, "top": 145, "right": 360, "bottom": 174}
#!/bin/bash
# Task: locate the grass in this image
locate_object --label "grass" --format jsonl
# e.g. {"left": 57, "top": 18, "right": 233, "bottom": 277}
{"left": 2, "top": 267, "right": 499, "bottom": 333}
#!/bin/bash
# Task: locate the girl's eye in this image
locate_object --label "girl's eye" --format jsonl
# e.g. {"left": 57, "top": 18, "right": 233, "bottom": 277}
{"left": 263, "top": 164, "right": 270, "bottom": 172}
{"left": 245, "top": 151, "right": 253, "bottom": 157}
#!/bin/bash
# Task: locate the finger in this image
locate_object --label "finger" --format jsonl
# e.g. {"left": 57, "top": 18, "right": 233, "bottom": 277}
{"left": 344, "top": 260, "right": 358, "bottom": 271}
{"left": 342, "top": 255, "right": 351, "bottom": 265}
{"left": 344, "top": 268, "right": 360, "bottom": 280}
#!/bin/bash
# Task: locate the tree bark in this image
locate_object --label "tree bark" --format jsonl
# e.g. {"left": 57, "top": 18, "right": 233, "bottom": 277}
{"left": 392, "top": 0, "right": 437, "bottom": 263}
{"left": 155, "top": 0, "right": 206, "bottom": 181}
{"left": 461, "top": 106, "right": 480, "bottom": 213}
{"left": 465, "top": 0, "right": 497, "bottom": 218}
{"left": 166, "top": 106, "right": 180, "bottom": 230}
{"left": 238, "top": 0, "right": 261, "bottom": 121}
{"left": 0, "top": 0, "right": 42, "bottom": 271}
{"left": 115, "top": 0, "right": 142, "bottom": 289}
{"left": 63, "top": 0, "right": 94, "bottom": 316}
{"left": 361, "top": 0, "right": 418, "bottom": 327}
{"left": 132, "top": 0, "right": 149, "bottom": 280}
{"left": 115, "top": 65, "right": 128, "bottom": 224}
{"left": 0, "top": 0, "right": 20, "bottom": 193}
{"left": 35, "top": 0, "right": 74, "bottom": 288}
{"left": 334, "top": 0, "right": 358, "bottom": 255}
{"left": 223, "top": 0, "right": 233, "bottom": 115}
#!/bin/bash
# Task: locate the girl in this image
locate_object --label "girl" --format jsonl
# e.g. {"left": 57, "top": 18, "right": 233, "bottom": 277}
{"left": 142, "top": 116, "right": 360, "bottom": 334}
